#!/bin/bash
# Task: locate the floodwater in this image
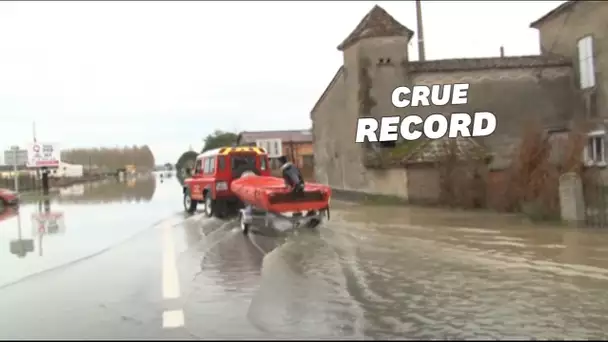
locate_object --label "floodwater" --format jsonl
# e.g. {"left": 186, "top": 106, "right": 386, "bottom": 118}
{"left": 177, "top": 196, "right": 608, "bottom": 339}
{"left": 2, "top": 174, "right": 608, "bottom": 339}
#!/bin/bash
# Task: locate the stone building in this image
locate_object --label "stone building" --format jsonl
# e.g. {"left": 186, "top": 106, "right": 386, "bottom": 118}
{"left": 311, "top": 2, "right": 605, "bottom": 203}
{"left": 530, "top": 0, "right": 608, "bottom": 169}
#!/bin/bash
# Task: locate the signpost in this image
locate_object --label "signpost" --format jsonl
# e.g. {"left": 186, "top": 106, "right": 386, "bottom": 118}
{"left": 4, "top": 146, "right": 27, "bottom": 192}
{"left": 26, "top": 142, "right": 60, "bottom": 168}
{"left": 255, "top": 139, "right": 282, "bottom": 158}
{"left": 3, "top": 148, "right": 28, "bottom": 166}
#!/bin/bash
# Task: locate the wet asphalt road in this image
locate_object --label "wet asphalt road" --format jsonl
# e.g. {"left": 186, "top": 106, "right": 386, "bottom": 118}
{"left": 1, "top": 174, "right": 608, "bottom": 339}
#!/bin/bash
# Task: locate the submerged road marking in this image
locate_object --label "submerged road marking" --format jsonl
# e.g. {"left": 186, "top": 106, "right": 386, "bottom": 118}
{"left": 161, "top": 222, "right": 185, "bottom": 329}
{"left": 162, "top": 223, "right": 181, "bottom": 299}
{"left": 162, "top": 309, "right": 185, "bottom": 329}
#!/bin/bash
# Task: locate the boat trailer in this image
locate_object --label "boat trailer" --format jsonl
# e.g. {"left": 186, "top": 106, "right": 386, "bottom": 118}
{"left": 238, "top": 205, "right": 330, "bottom": 235}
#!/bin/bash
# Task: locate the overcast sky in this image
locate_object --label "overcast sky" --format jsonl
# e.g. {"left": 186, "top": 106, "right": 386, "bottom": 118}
{"left": 0, "top": 0, "right": 564, "bottom": 164}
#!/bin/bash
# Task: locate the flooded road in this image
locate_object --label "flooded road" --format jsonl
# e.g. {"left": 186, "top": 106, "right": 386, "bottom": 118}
{"left": 1, "top": 174, "right": 608, "bottom": 339}
{"left": 0, "top": 174, "right": 172, "bottom": 287}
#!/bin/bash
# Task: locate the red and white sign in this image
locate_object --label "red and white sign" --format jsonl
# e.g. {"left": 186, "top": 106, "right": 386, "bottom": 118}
{"left": 31, "top": 212, "right": 66, "bottom": 235}
{"left": 27, "top": 143, "right": 60, "bottom": 168}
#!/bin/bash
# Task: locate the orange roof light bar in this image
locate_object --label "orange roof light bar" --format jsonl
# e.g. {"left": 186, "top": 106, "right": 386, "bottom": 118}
{"left": 218, "top": 146, "right": 267, "bottom": 155}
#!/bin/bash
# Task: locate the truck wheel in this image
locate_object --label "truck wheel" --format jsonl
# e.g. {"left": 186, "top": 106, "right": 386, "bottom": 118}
{"left": 204, "top": 192, "right": 215, "bottom": 218}
{"left": 183, "top": 190, "right": 197, "bottom": 214}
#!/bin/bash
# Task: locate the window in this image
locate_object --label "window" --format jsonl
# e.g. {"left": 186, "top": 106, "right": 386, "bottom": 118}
{"left": 207, "top": 157, "right": 215, "bottom": 174}
{"left": 203, "top": 158, "right": 210, "bottom": 174}
{"left": 218, "top": 156, "right": 225, "bottom": 171}
{"left": 578, "top": 36, "right": 595, "bottom": 89}
{"left": 194, "top": 159, "right": 203, "bottom": 174}
{"left": 584, "top": 131, "right": 605, "bottom": 166}
{"left": 231, "top": 155, "right": 255, "bottom": 170}
{"left": 260, "top": 157, "right": 267, "bottom": 171}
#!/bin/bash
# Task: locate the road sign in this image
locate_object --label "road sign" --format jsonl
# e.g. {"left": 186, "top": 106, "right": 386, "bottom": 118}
{"left": 255, "top": 139, "right": 282, "bottom": 158}
{"left": 31, "top": 212, "right": 66, "bottom": 235}
{"left": 26, "top": 143, "right": 60, "bottom": 168}
{"left": 3, "top": 149, "right": 28, "bottom": 166}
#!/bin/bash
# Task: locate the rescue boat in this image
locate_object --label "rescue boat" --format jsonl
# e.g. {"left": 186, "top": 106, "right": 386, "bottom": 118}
{"left": 230, "top": 175, "right": 331, "bottom": 213}
{"left": 230, "top": 174, "right": 332, "bottom": 235}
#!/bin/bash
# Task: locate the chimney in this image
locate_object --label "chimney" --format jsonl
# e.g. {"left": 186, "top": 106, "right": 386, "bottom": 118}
{"left": 500, "top": 46, "right": 505, "bottom": 58}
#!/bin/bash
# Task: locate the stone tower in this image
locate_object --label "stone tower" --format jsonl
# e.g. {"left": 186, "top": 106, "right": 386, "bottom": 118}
{"left": 335, "top": 5, "right": 415, "bottom": 189}
{"left": 338, "top": 5, "right": 414, "bottom": 123}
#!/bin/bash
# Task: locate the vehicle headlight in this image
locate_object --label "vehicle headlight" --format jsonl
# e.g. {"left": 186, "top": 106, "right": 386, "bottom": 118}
{"left": 216, "top": 181, "right": 228, "bottom": 191}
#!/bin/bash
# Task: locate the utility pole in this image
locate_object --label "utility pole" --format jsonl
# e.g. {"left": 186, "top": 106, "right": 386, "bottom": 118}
{"left": 10, "top": 146, "right": 19, "bottom": 192}
{"left": 32, "top": 121, "right": 40, "bottom": 183}
{"left": 415, "top": 0, "right": 426, "bottom": 61}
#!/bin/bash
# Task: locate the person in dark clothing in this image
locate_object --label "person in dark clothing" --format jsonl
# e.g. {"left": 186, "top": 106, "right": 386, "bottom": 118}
{"left": 278, "top": 156, "right": 305, "bottom": 194}
{"left": 277, "top": 156, "right": 321, "bottom": 229}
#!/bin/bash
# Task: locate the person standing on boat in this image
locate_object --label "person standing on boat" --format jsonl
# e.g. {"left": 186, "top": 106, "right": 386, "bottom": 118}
{"left": 278, "top": 156, "right": 304, "bottom": 194}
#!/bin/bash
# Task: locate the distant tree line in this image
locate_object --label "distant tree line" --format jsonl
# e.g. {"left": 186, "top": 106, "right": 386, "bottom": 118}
{"left": 202, "top": 130, "right": 238, "bottom": 152}
{"left": 61, "top": 145, "right": 156, "bottom": 171}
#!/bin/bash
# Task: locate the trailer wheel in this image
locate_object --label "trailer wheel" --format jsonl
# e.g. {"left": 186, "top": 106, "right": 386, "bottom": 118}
{"left": 239, "top": 212, "right": 250, "bottom": 235}
{"left": 183, "top": 189, "right": 197, "bottom": 214}
{"left": 307, "top": 218, "right": 321, "bottom": 229}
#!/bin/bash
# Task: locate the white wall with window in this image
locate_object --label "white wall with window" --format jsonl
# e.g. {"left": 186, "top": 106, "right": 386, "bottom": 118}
{"left": 577, "top": 35, "right": 595, "bottom": 89}
{"left": 584, "top": 130, "right": 606, "bottom": 167}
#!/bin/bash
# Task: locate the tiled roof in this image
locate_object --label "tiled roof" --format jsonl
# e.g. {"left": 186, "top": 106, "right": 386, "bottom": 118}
{"left": 237, "top": 130, "right": 313, "bottom": 144}
{"left": 530, "top": 1, "right": 576, "bottom": 28}
{"left": 311, "top": 66, "right": 344, "bottom": 115}
{"left": 337, "top": 5, "right": 414, "bottom": 51}
{"left": 406, "top": 55, "right": 571, "bottom": 73}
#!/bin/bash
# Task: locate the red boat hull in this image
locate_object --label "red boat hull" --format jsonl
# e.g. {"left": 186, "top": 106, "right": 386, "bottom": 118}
{"left": 230, "top": 176, "right": 331, "bottom": 213}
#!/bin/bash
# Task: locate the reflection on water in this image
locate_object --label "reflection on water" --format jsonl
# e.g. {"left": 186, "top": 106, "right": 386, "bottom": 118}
{"left": 0, "top": 176, "right": 172, "bottom": 288}
{"left": 5, "top": 208, "right": 35, "bottom": 259}
{"left": 2, "top": 198, "right": 67, "bottom": 259}
{"left": 0, "top": 206, "right": 18, "bottom": 224}
{"left": 31, "top": 199, "right": 66, "bottom": 257}
{"left": 53, "top": 175, "right": 156, "bottom": 204}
